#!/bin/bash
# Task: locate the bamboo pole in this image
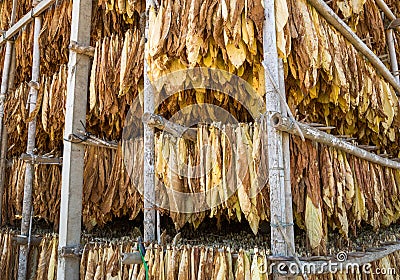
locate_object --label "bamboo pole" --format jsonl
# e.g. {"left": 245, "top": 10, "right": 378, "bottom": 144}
{"left": 17, "top": 15, "right": 42, "bottom": 280}
{"left": 271, "top": 113, "right": 400, "bottom": 169}
{"left": 308, "top": 0, "right": 400, "bottom": 94}
{"left": 143, "top": 0, "right": 156, "bottom": 243}
{"left": 0, "top": 0, "right": 56, "bottom": 46}
{"left": 263, "top": 0, "right": 293, "bottom": 277}
{"left": 57, "top": 0, "right": 92, "bottom": 277}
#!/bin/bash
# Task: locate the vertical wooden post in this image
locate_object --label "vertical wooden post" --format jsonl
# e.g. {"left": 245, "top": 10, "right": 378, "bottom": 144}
{"left": 143, "top": 0, "right": 156, "bottom": 243}
{"left": 17, "top": 15, "right": 42, "bottom": 280}
{"left": 263, "top": 1, "right": 295, "bottom": 279}
{"left": 0, "top": 0, "right": 17, "bottom": 225}
{"left": 57, "top": 0, "right": 92, "bottom": 278}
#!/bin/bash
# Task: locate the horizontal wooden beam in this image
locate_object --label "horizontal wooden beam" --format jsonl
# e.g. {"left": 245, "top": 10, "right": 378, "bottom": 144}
{"left": 271, "top": 113, "right": 400, "bottom": 169}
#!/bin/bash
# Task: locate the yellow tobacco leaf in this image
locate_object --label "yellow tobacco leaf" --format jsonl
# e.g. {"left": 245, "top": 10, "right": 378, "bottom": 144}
{"left": 330, "top": 83, "right": 340, "bottom": 105}
{"left": 47, "top": 237, "right": 58, "bottom": 280}
{"left": 343, "top": 153, "right": 355, "bottom": 208}
{"left": 245, "top": 18, "right": 257, "bottom": 56}
{"left": 242, "top": 13, "right": 249, "bottom": 46}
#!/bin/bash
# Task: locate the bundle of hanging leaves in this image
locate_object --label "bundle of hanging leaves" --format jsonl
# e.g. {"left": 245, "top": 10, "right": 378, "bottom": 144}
{"left": 1, "top": 230, "right": 400, "bottom": 280}
{"left": 2, "top": 0, "right": 400, "bottom": 258}
{"left": 4, "top": 26, "right": 144, "bottom": 156}
{"left": 0, "top": 231, "right": 59, "bottom": 280}
{"left": 0, "top": 230, "right": 19, "bottom": 280}
{"left": 290, "top": 136, "right": 400, "bottom": 254}
{"left": 1, "top": 0, "right": 139, "bottom": 90}
{"left": 142, "top": 0, "right": 400, "bottom": 156}
{"left": 4, "top": 65, "right": 67, "bottom": 157}
{"left": 12, "top": 0, "right": 72, "bottom": 87}
{"left": 0, "top": 0, "right": 32, "bottom": 30}
{"left": 3, "top": 122, "right": 400, "bottom": 253}
{"left": 126, "top": 123, "right": 400, "bottom": 251}
{"left": 79, "top": 242, "right": 400, "bottom": 280}
{"left": 5, "top": 0, "right": 400, "bottom": 157}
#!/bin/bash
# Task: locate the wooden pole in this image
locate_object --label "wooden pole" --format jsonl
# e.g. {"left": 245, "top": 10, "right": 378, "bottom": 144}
{"left": 57, "top": 0, "right": 92, "bottom": 278}
{"left": 0, "top": 42, "right": 13, "bottom": 141}
{"left": 17, "top": 15, "right": 42, "bottom": 280}
{"left": 143, "top": 0, "right": 156, "bottom": 243}
{"left": 279, "top": 60, "right": 295, "bottom": 252}
{"left": 386, "top": 29, "right": 399, "bottom": 85}
{"left": 0, "top": 0, "right": 17, "bottom": 226}
{"left": 308, "top": 0, "right": 400, "bottom": 94}
{"left": 0, "top": 0, "right": 56, "bottom": 46}
{"left": 0, "top": 0, "right": 18, "bottom": 162}
{"left": 263, "top": 0, "right": 293, "bottom": 277}
{"left": 271, "top": 113, "right": 400, "bottom": 169}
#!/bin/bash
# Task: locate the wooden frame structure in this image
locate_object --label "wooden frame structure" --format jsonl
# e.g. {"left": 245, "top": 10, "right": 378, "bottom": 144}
{"left": 57, "top": 0, "right": 93, "bottom": 278}
{"left": 0, "top": 0, "right": 399, "bottom": 279}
